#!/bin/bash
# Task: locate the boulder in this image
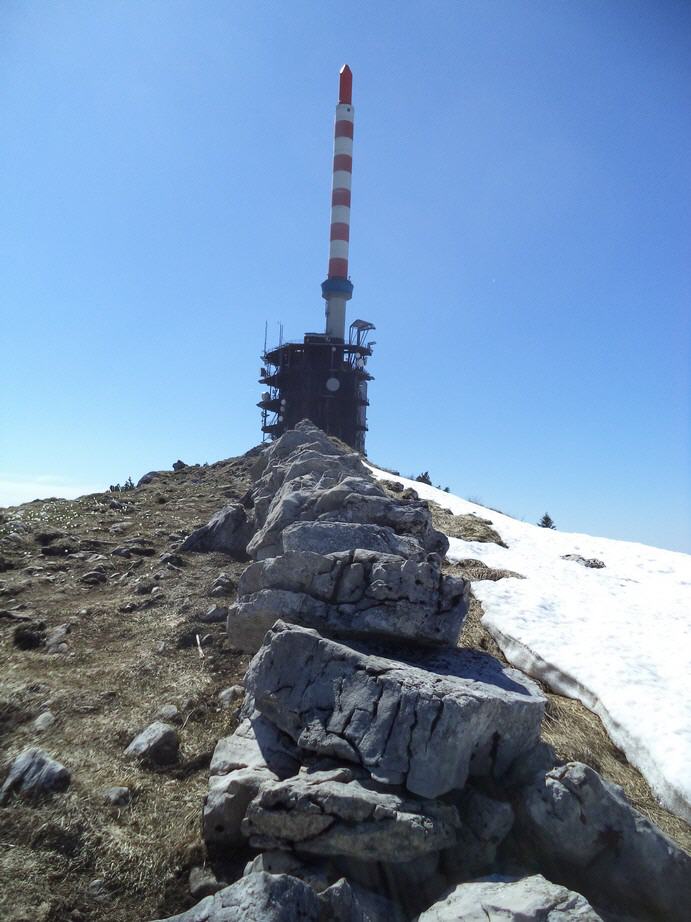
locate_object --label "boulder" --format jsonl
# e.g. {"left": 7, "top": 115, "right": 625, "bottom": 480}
{"left": 0, "top": 748, "right": 71, "bottom": 804}
{"left": 124, "top": 721, "right": 179, "bottom": 766}
{"left": 242, "top": 767, "right": 462, "bottom": 861}
{"left": 281, "top": 521, "right": 426, "bottom": 561}
{"left": 515, "top": 762, "right": 691, "bottom": 922}
{"left": 180, "top": 503, "right": 253, "bottom": 560}
{"left": 151, "top": 872, "right": 322, "bottom": 922}
{"left": 228, "top": 550, "right": 468, "bottom": 652}
{"left": 418, "top": 874, "right": 603, "bottom": 921}
{"left": 243, "top": 622, "right": 545, "bottom": 798}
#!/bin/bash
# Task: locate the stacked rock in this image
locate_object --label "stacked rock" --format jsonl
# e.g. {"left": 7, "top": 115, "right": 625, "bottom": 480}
{"left": 158, "top": 422, "right": 690, "bottom": 922}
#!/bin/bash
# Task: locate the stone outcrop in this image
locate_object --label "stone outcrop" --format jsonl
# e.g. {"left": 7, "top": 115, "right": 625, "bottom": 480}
{"left": 227, "top": 549, "right": 469, "bottom": 652}
{"left": 170, "top": 422, "right": 687, "bottom": 922}
{"left": 515, "top": 762, "right": 691, "bottom": 922}
{"left": 242, "top": 621, "right": 544, "bottom": 798}
{"left": 242, "top": 767, "right": 462, "bottom": 861}
{"left": 418, "top": 875, "right": 604, "bottom": 921}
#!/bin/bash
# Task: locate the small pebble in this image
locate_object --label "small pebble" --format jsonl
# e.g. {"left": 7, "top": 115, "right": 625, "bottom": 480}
{"left": 218, "top": 685, "right": 244, "bottom": 708}
{"left": 102, "top": 785, "right": 131, "bottom": 807}
{"left": 157, "top": 704, "right": 179, "bottom": 722}
{"left": 33, "top": 711, "right": 56, "bottom": 732}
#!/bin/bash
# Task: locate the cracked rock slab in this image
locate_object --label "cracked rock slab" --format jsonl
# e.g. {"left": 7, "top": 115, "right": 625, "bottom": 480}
{"left": 281, "top": 521, "right": 426, "bottom": 561}
{"left": 228, "top": 550, "right": 469, "bottom": 652}
{"left": 242, "top": 767, "right": 462, "bottom": 861}
{"left": 243, "top": 622, "right": 545, "bottom": 798}
{"left": 418, "top": 874, "right": 603, "bottom": 921}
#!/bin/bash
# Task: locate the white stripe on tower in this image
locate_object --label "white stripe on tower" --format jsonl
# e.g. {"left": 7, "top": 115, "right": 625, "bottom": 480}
{"left": 328, "top": 65, "right": 354, "bottom": 280}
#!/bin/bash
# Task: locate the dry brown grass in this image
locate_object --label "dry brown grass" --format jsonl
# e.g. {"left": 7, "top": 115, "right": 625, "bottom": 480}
{"left": 428, "top": 501, "right": 508, "bottom": 547}
{"left": 0, "top": 455, "right": 255, "bottom": 922}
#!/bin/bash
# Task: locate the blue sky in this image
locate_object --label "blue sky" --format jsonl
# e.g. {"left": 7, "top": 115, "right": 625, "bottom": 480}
{"left": 1, "top": 1, "right": 689, "bottom": 552}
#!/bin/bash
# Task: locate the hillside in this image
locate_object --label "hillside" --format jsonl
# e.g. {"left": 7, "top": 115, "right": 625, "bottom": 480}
{"left": 0, "top": 435, "right": 689, "bottom": 921}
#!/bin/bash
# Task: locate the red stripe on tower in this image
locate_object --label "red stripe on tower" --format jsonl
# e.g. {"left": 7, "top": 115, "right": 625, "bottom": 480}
{"left": 328, "top": 258, "right": 349, "bottom": 277}
{"left": 333, "top": 154, "right": 352, "bottom": 173}
{"left": 330, "top": 223, "right": 350, "bottom": 242}
{"left": 335, "top": 120, "right": 354, "bottom": 139}
{"left": 332, "top": 188, "right": 351, "bottom": 207}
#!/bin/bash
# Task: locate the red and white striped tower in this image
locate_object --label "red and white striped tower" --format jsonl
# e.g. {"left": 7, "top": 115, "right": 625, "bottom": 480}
{"left": 322, "top": 65, "right": 354, "bottom": 341}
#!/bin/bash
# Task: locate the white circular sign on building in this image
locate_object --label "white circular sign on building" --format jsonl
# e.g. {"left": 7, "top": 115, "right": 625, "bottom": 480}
{"left": 325, "top": 377, "right": 341, "bottom": 392}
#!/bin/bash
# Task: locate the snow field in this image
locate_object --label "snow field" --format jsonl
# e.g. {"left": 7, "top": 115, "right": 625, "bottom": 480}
{"left": 367, "top": 464, "right": 691, "bottom": 824}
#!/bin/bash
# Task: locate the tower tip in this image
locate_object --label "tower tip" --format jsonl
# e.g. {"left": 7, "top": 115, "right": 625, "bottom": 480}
{"left": 338, "top": 65, "right": 352, "bottom": 105}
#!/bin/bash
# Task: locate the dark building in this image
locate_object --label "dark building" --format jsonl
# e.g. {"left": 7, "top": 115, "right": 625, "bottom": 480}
{"left": 258, "top": 319, "right": 374, "bottom": 454}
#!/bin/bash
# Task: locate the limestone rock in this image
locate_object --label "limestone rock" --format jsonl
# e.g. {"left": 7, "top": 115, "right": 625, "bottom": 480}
{"left": 209, "top": 714, "right": 299, "bottom": 779}
{"left": 204, "top": 714, "right": 300, "bottom": 847}
{"left": 515, "top": 762, "right": 691, "bottom": 922}
{"left": 321, "top": 876, "right": 407, "bottom": 922}
{"left": 281, "top": 521, "right": 426, "bottom": 561}
{"left": 317, "top": 492, "right": 449, "bottom": 556}
{"left": 124, "top": 721, "right": 179, "bottom": 766}
{"left": 242, "top": 767, "right": 462, "bottom": 861}
{"left": 418, "top": 874, "right": 603, "bottom": 921}
{"left": 199, "top": 604, "right": 228, "bottom": 624}
{"left": 33, "top": 711, "right": 56, "bottom": 732}
{"left": 228, "top": 550, "right": 468, "bottom": 652}
{"left": 218, "top": 685, "right": 244, "bottom": 709}
{"left": 180, "top": 503, "right": 253, "bottom": 560}
{"left": 0, "top": 747, "right": 71, "bottom": 804}
{"left": 248, "top": 473, "right": 448, "bottom": 561}
{"left": 243, "top": 622, "right": 545, "bottom": 798}
{"left": 204, "top": 765, "right": 277, "bottom": 847}
{"left": 137, "top": 471, "right": 160, "bottom": 486}
{"left": 151, "top": 872, "right": 322, "bottom": 922}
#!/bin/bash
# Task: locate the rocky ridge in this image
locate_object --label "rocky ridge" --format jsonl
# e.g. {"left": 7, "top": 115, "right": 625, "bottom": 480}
{"left": 157, "top": 422, "right": 691, "bottom": 921}
{"left": 1, "top": 422, "right": 689, "bottom": 921}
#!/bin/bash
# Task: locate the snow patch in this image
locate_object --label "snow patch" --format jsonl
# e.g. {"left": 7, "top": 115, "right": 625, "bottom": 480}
{"left": 367, "top": 463, "right": 691, "bottom": 823}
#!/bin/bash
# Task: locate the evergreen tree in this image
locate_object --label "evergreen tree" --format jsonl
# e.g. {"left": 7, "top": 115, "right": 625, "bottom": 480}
{"left": 538, "top": 512, "right": 556, "bottom": 529}
{"left": 415, "top": 472, "right": 432, "bottom": 485}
